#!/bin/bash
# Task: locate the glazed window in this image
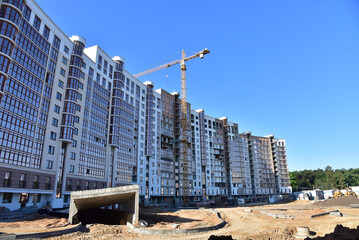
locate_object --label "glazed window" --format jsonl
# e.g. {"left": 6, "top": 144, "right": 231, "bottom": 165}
{"left": 33, "top": 15, "right": 41, "bottom": 31}
{"left": 53, "top": 35, "right": 61, "bottom": 50}
{"left": 48, "top": 146, "right": 55, "bottom": 154}
{"left": 54, "top": 105, "right": 60, "bottom": 114}
{"left": 52, "top": 118, "right": 58, "bottom": 127}
{"left": 103, "top": 60, "right": 108, "bottom": 74}
{"left": 72, "top": 41, "right": 84, "bottom": 56}
{"left": 2, "top": 193, "right": 12, "bottom": 203}
{"left": 3, "top": 0, "right": 24, "bottom": 11}
{"left": 60, "top": 68, "right": 66, "bottom": 77}
{"left": 64, "top": 45, "right": 69, "bottom": 54}
{"left": 20, "top": 20, "right": 50, "bottom": 53}
{"left": 62, "top": 57, "right": 67, "bottom": 65}
{"left": 56, "top": 92, "right": 62, "bottom": 101}
{"left": 22, "top": 5, "right": 31, "bottom": 21}
{"left": 58, "top": 80, "right": 64, "bottom": 88}
{"left": 43, "top": 25, "right": 50, "bottom": 40}
{"left": 50, "top": 132, "right": 56, "bottom": 140}
{"left": 97, "top": 55, "right": 102, "bottom": 70}
{"left": 109, "top": 65, "right": 113, "bottom": 79}
{"left": 50, "top": 47, "right": 58, "bottom": 61}
{"left": 0, "top": 5, "right": 21, "bottom": 25}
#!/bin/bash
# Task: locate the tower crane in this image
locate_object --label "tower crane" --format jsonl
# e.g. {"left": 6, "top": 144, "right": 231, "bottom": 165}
{"left": 134, "top": 48, "right": 210, "bottom": 204}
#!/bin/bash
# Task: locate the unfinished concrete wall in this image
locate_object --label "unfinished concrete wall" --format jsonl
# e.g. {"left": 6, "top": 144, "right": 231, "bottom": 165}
{"left": 68, "top": 185, "right": 139, "bottom": 225}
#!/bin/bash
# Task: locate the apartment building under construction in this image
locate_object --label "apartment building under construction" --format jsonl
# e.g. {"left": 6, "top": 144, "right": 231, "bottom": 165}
{"left": 0, "top": 0, "right": 291, "bottom": 210}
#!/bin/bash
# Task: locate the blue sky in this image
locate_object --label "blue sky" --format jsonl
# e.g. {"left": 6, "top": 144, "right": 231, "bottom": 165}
{"left": 37, "top": 0, "right": 359, "bottom": 171}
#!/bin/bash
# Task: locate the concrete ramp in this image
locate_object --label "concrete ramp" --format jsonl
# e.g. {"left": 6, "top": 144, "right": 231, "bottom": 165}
{"left": 68, "top": 185, "right": 139, "bottom": 225}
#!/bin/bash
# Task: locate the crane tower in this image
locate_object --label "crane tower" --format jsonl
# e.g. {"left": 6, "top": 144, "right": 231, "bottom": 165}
{"left": 133, "top": 49, "right": 210, "bottom": 204}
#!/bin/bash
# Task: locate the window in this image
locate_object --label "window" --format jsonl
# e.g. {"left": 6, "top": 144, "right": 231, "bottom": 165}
{"left": 56, "top": 92, "right": 62, "bottom": 101}
{"left": 73, "top": 128, "right": 78, "bottom": 135}
{"left": 76, "top": 104, "right": 81, "bottom": 112}
{"left": 48, "top": 146, "right": 55, "bottom": 154}
{"left": 54, "top": 105, "right": 60, "bottom": 113}
{"left": 32, "top": 194, "right": 41, "bottom": 203}
{"left": 69, "top": 165, "right": 74, "bottom": 173}
{"left": 43, "top": 25, "right": 50, "bottom": 40}
{"left": 46, "top": 160, "right": 53, "bottom": 169}
{"left": 50, "top": 132, "right": 56, "bottom": 140}
{"left": 72, "top": 140, "right": 77, "bottom": 147}
{"left": 53, "top": 35, "right": 61, "bottom": 50}
{"left": 64, "top": 45, "right": 69, "bottom": 54}
{"left": 19, "top": 174, "right": 26, "bottom": 188}
{"left": 103, "top": 60, "right": 108, "bottom": 74}
{"left": 60, "top": 68, "right": 66, "bottom": 77}
{"left": 62, "top": 57, "right": 67, "bottom": 65}
{"left": 70, "top": 152, "right": 76, "bottom": 160}
{"left": 97, "top": 55, "right": 102, "bottom": 70}
{"left": 3, "top": 172, "right": 11, "bottom": 187}
{"left": 45, "top": 177, "right": 51, "bottom": 189}
{"left": 58, "top": 80, "right": 64, "bottom": 88}
{"left": 52, "top": 118, "right": 58, "bottom": 127}
{"left": 109, "top": 65, "right": 113, "bottom": 79}
{"left": 33, "top": 15, "right": 41, "bottom": 31}
{"left": 33, "top": 176, "right": 39, "bottom": 188}
{"left": 23, "top": 5, "right": 31, "bottom": 21}
{"left": 74, "top": 116, "right": 79, "bottom": 123}
{"left": 2, "top": 193, "right": 12, "bottom": 203}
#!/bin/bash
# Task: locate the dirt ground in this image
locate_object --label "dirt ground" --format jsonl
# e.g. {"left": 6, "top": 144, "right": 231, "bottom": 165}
{"left": 0, "top": 215, "right": 70, "bottom": 234}
{"left": 3, "top": 198, "right": 359, "bottom": 239}
{"left": 140, "top": 209, "right": 221, "bottom": 229}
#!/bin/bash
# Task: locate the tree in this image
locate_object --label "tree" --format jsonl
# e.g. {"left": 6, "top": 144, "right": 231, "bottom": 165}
{"left": 290, "top": 166, "right": 359, "bottom": 191}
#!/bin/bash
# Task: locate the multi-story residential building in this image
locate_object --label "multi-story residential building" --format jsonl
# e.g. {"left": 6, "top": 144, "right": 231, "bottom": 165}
{"left": 0, "top": 0, "right": 291, "bottom": 211}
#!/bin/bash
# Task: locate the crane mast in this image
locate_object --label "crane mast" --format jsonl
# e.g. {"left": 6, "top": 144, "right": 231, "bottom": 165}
{"left": 180, "top": 50, "right": 189, "bottom": 203}
{"left": 133, "top": 48, "right": 210, "bottom": 204}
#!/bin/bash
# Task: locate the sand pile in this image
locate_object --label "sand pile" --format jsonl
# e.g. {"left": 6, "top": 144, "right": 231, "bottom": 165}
{"left": 313, "top": 196, "right": 359, "bottom": 207}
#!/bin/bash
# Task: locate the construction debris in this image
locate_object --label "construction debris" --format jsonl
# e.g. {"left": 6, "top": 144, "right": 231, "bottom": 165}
{"left": 295, "top": 226, "right": 312, "bottom": 239}
{"left": 261, "top": 211, "right": 295, "bottom": 219}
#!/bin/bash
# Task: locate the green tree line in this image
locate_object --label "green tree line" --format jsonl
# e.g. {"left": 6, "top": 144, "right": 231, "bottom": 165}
{"left": 290, "top": 166, "right": 359, "bottom": 192}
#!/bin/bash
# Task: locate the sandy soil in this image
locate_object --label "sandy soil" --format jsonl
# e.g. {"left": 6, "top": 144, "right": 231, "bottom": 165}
{"left": 0, "top": 215, "right": 70, "bottom": 234}
{"left": 140, "top": 209, "right": 221, "bottom": 229}
{"left": 5, "top": 198, "right": 359, "bottom": 239}
{"left": 0, "top": 215, "right": 68, "bottom": 229}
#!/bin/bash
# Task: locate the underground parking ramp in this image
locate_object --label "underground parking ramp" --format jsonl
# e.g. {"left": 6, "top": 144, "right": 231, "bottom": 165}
{"left": 68, "top": 185, "right": 139, "bottom": 225}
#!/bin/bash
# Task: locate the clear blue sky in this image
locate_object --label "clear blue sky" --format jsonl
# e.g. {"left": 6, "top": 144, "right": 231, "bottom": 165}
{"left": 37, "top": 0, "right": 359, "bottom": 171}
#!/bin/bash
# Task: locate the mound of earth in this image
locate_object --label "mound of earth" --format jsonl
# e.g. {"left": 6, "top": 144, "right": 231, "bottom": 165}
{"left": 313, "top": 196, "right": 359, "bottom": 207}
{"left": 245, "top": 228, "right": 296, "bottom": 240}
{"left": 208, "top": 235, "right": 234, "bottom": 240}
{"left": 306, "top": 224, "right": 359, "bottom": 240}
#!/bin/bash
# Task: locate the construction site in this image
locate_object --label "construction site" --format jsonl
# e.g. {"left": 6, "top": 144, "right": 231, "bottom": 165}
{"left": 1, "top": 192, "right": 359, "bottom": 239}
{"left": 0, "top": 0, "right": 358, "bottom": 239}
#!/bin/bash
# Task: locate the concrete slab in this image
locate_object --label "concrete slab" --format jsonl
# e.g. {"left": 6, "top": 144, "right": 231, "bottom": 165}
{"left": 68, "top": 185, "right": 139, "bottom": 225}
